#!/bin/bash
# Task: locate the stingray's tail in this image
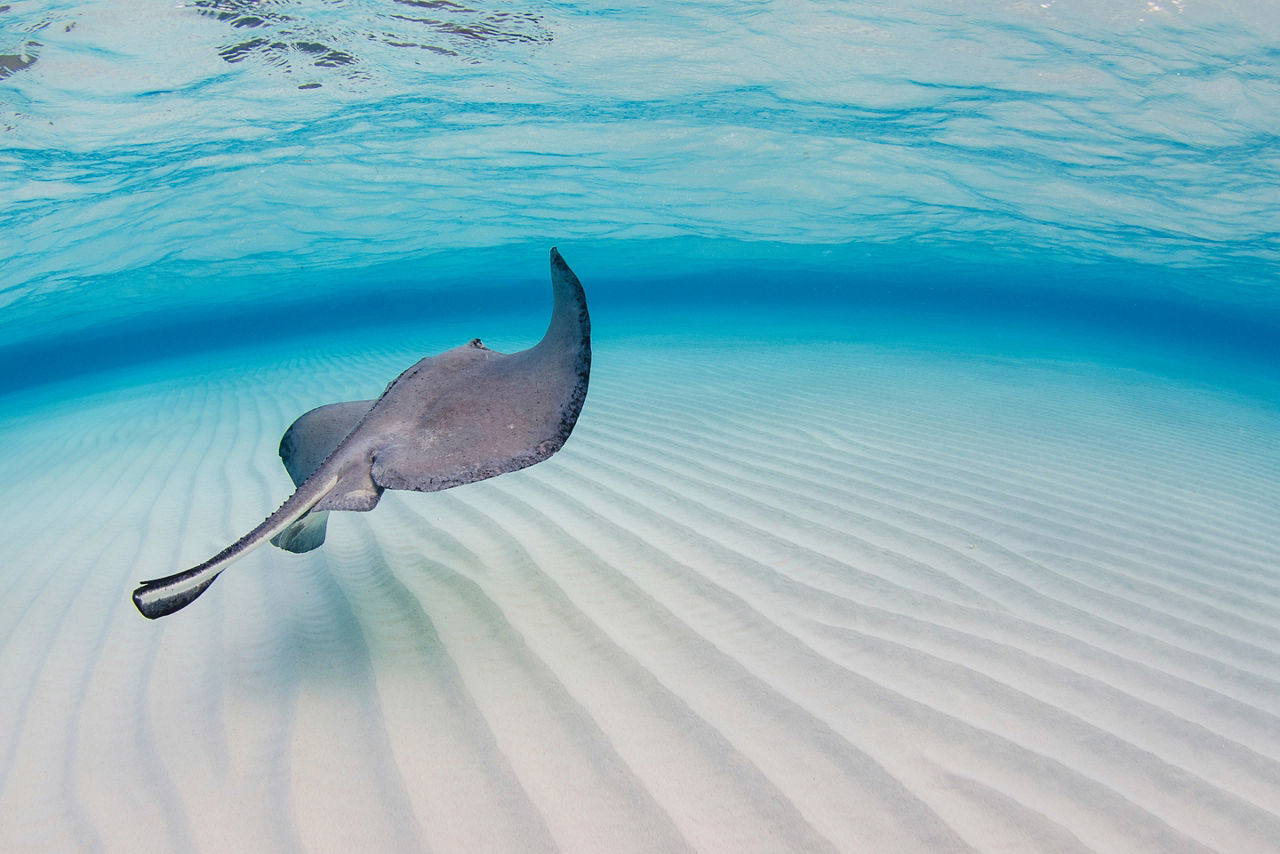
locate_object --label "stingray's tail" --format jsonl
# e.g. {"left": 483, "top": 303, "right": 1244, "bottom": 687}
{"left": 132, "top": 472, "right": 339, "bottom": 619}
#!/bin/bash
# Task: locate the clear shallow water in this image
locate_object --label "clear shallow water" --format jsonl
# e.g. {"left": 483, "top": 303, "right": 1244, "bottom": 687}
{"left": 1, "top": 327, "right": 1278, "bottom": 853}
{"left": 3, "top": 0, "right": 1280, "bottom": 351}
{"left": 2, "top": 1, "right": 1280, "bottom": 852}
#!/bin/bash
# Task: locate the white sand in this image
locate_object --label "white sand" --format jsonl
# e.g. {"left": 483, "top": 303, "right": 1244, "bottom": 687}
{"left": 0, "top": 328, "right": 1277, "bottom": 853}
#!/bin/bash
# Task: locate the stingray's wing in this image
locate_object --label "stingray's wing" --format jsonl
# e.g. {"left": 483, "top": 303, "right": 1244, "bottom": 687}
{"left": 278, "top": 399, "right": 374, "bottom": 484}
{"left": 371, "top": 248, "right": 590, "bottom": 493}
{"left": 367, "top": 378, "right": 573, "bottom": 493}
{"left": 367, "top": 346, "right": 591, "bottom": 492}
{"left": 271, "top": 399, "right": 373, "bottom": 553}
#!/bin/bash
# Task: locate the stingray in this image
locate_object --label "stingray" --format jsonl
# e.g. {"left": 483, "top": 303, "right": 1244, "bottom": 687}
{"left": 132, "top": 248, "right": 590, "bottom": 619}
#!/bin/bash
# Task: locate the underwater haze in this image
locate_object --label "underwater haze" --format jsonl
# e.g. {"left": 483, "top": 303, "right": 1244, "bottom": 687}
{"left": 2, "top": 1, "right": 1279, "bottom": 852}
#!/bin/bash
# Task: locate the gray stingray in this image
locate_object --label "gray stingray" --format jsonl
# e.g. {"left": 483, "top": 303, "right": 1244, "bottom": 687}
{"left": 133, "top": 248, "right": 590, "bottom": 619}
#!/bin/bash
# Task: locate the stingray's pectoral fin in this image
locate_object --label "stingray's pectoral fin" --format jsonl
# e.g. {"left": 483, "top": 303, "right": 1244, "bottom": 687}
{"left": 131, "top": 472, "right": 340, "bottom": 620}
{"left": 269, "top": 399, "right": 371, "bottom": 554}
{"left": 270, "top": 510, "right": 329, "bottom": 553}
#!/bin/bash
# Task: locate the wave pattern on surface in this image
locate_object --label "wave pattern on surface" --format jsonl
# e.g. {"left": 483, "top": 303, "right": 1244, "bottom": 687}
{"left": 2, "top": 0, "right": 1279, "bottom": 336}
{"left": 0, "top": 332, "right": 1277, "bottom": 852}
{"left": 192, "top": 0, "right": 551, "bottom": 80}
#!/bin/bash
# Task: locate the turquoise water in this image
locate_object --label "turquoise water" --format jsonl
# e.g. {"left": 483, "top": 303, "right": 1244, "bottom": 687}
{"left": 3, "top": 0, "right": 1279, "bottom": 378}
{"left": 3, "top": 2, "right": 1280, "bottom": 852}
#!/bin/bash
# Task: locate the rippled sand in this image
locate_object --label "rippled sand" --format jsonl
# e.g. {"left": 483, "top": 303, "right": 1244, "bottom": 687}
{"left": 0, "top": 328, "right": 1277, "bottom": 853}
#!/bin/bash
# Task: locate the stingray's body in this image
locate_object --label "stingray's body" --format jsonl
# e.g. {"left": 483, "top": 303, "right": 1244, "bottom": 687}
{"left": 133, "top": 248, "right": 590, "bottom": 619}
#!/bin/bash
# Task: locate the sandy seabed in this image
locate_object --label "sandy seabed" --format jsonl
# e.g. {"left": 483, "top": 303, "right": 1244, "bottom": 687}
{"left": 0, "top": 327, "right": 1277, "bottom": 853}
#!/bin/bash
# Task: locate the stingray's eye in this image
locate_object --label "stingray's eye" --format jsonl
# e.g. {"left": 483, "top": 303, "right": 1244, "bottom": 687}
{"left": 468, "top": 338, "right": 486, "bottom": 349}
